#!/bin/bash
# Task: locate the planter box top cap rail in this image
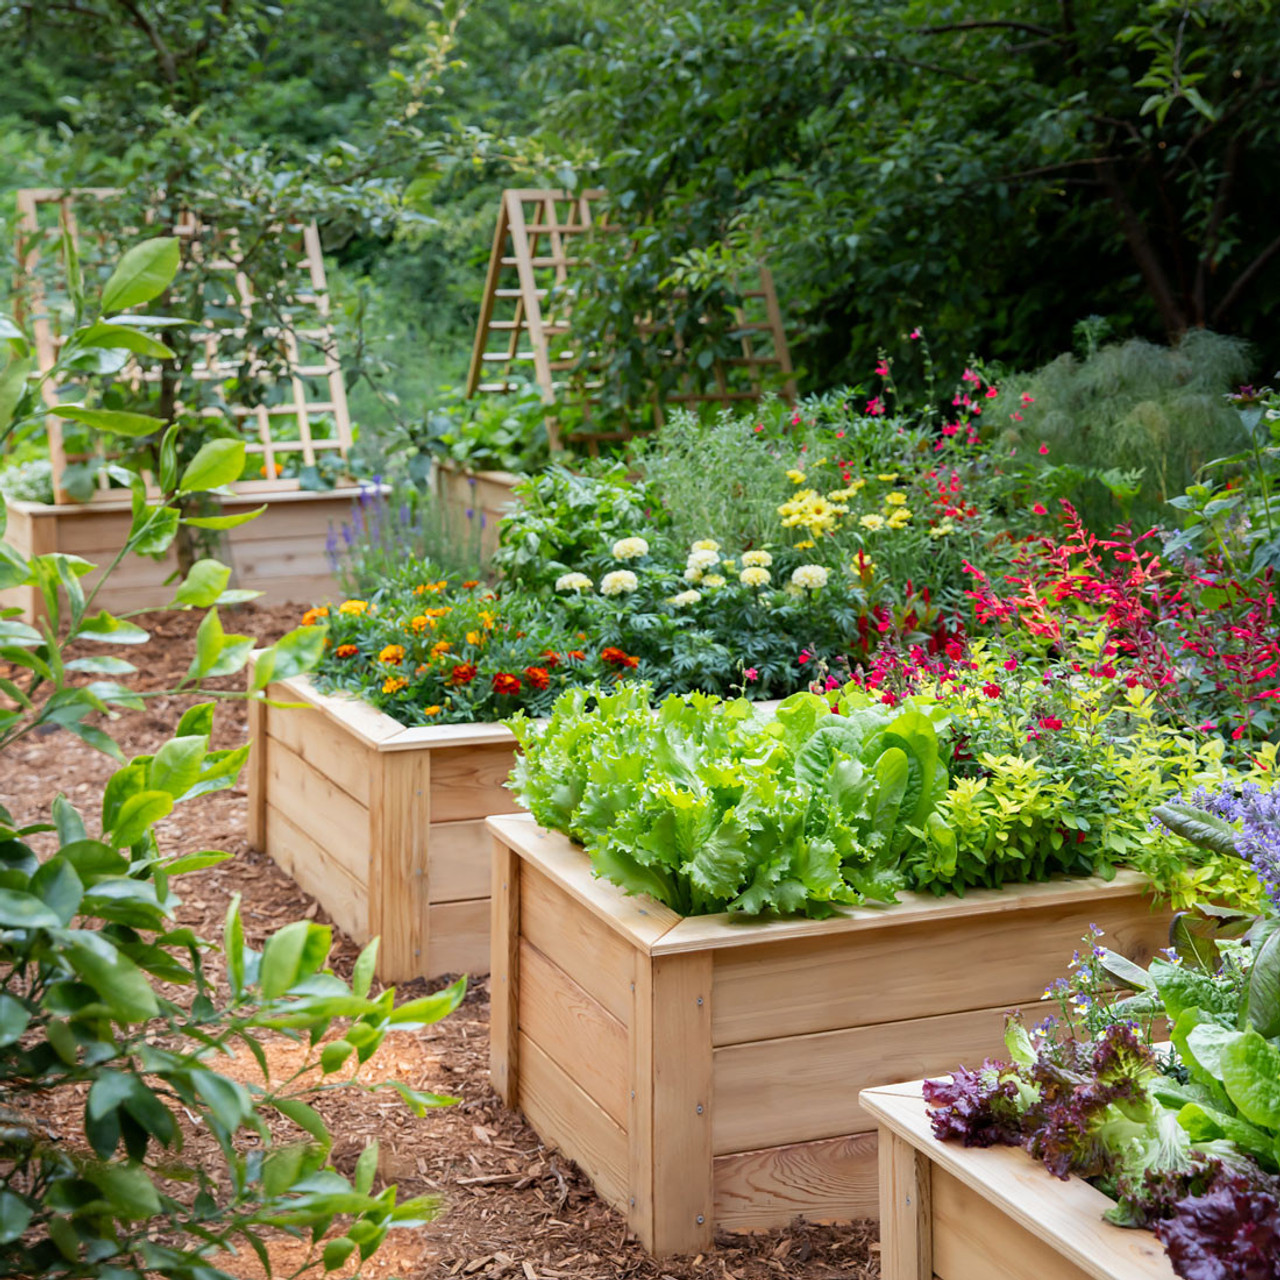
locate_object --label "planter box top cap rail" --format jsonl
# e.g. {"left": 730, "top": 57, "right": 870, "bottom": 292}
{"left": 861, "top": 1081, "right": 1177, "bottom": 1280}
{"left": 486, "top": 812, "right": 1162, "bottom": 955}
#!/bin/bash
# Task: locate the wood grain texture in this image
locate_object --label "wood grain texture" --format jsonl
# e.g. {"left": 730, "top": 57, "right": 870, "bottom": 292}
{"left": 518, "top": 858, "right": 638, "bottom": 1024}
{"left": 713, "top": 1132, "right": 879, "bottom": 1233}
{"left": 628, "top": 948, "right": 655, "bottom": 1246}
{"left": 426, "top": 898, "right": 489, "bottom": 979}
{"left": 490, "top": 839, "right": 520, "bottom": 1105}
{"left": 649, "top": 952, "right": 714, "bottom": 1255}
{"left": 517, "top": 1032, "right": 629, "bottom": 1211}
{"left": 712, "top": 1003, "right": 1010, "bottom": 1153}
{"left": 264, "top": 803, "right": 368, "bottom": 944}
{"left": 428, "top": 820, "right": 495, "bottom": 903}
{"left": 245, "top": 682, "right": 269, "bottom": 853}
{"left": 265, "top": 694, "right": 372, "bottom": 808}
{"left": 878, "top": 1132, "right": 931, "bottom": 1280}
{"left": 265, "top": 741, "right": 370, "bottom": 884}
{"left": 369, "top": 749, "right": 431, "bottom": 981}
{"left": 518, "top": 939, "right": 629, "bottom": 1126}
{"left": 711, "top": 893, "right": 1170, "bottom": 1045}
{"left": 429, "top": 743, "right": 524, "bottom": 823}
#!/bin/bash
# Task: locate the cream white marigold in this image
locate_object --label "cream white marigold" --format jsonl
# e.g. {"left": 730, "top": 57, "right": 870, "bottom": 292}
{"left": 683, "top": 566, "right": 704, "bottom": 583}
{"left": 701, "top": 573, "right": 727, "bottom": 588}
{"left": 741, "top": 549, "right": 773, "bottom": 568}
{"left": 669, "top": 589, "right": 702, "bottom": 607}
{"left": 740, "top": 566, "right": 772, "bottom": 588}
{"left": 600, "top": 569, "right": 639, "bottom": 596}
{"left": 690, "top": 539, "right": 721, "bottom": 553}
{"left": 611, "top": 536, "right": 650, "bottom": 560}
{"left": 859, "top": 513, "right": 886, "bottom": 532}
{"left": 791, "top": 564, "right": 829, "bottom": 591}
{"left": 686, "top": 548, "right": 720, "bottom": 572}
{"left": 555, "top": 572, "right": 593, "bottom": 593}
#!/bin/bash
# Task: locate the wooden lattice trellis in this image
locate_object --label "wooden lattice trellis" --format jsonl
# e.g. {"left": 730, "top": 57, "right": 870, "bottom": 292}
{"left": 14, "top": 188, "right": 352, "bottom": 504}
{"left": 466, "top": 188, "right": 796, "bottom": 450}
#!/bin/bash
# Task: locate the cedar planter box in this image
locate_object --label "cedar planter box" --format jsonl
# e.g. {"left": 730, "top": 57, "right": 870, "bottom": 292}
{"left": 246, "top": 672, "right": 522, "bottom": 982}
{"left": 861, "top": 1080, "right": 1175, "bottom": 1280}
{"left": 0, "top": 490, "right": 362, "bottom": 623}
{"left": 432, "top": 460, "right": 522, "bottom": 561}
{"left": 486, "top": 813, "right": 1174, "bottom": 1256}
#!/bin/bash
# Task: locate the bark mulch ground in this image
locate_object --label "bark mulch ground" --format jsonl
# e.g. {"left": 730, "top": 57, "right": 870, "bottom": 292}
{"left": 5, "top": 604, "right": 881, "bottom": 1280}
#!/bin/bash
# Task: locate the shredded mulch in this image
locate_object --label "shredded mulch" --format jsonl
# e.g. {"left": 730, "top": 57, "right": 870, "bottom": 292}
{"left": 4, "top": 605, "right": 881, "bottom": 1279}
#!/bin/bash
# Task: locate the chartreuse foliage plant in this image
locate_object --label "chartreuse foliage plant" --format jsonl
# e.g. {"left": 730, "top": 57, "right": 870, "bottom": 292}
{"left": 0, "top": 238, "right": 463, "bottom": 1277}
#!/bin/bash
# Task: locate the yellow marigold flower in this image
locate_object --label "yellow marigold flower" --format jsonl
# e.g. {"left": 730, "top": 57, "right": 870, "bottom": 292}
{"left": 827, "top": 479, "right": 867, "bottom": 500}
{"left": 301, "top": 606, "right": 328, "bottom": 626}
{"left": 740, "top": 566, "right": 771, "bottom": 587}
{"left": 409, "top": 615, "right": 435, "bottom": 633}
{"left": 466, "top": 630, "right": 483, "bottom": 646}
{"left": 691, "top": 539, "right": 721, "bottom": 553}
{"left": 887, "top": 507, "right": 913, "bottom": 527}
{"left": 414, "top": 580, "right": 448, "bottom": 595}
{"left": 877, "top": 473, "right": 899, "bottom": 483}
{"left": 721, "top": 558, "right": 736, "bottom": 571}
{"left": 338, "top": 599, "right": 368, "bottom": 615}
{"left": 860, "top": 514, "right": 886, "bottom": 532}
{"left": 431, "top": 640, "right": 452, "bottom": 658}
{"left": 382, "top": 675, "right": 408, "bottom": 695}
{"left": 850, "top": 556, "right": 877, "bottom": 577}
{"left": 702, "top": 573, "right": 727, "bottom": 588}
{"left": 423, "top": 705, "right": 442, "bottom": 717}
{"left": 378, "top": 644, "right": 405, "bottom": 664}
{"left": 741, "top": 549, "right": 773, "bottom": 568}
{"left": 929, "top": 521, "right": 957, "bottom": 539}
{"left": 480, "top": 609, "right": 496, "bottom": 630}
{"left": 786, "top": 469, "right": 807, "bottom": 484}
{"left": 885, "top": 491, "right": 907, "bottom": 506}
{"left": 795, "top": 539, "right": 816, "bottom": 550}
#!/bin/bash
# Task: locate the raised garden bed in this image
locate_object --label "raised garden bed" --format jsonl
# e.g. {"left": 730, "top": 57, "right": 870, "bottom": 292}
{"left": 246, "top": 671, "right": 522, "bottom": 982}
{"left": 485, "top": 812, "right": 1175, "bottom": 1256}
{"left": 861, "top": 1079, "right": 1176, "bottom": 1280}
{"left": 433, "top": 459, "right": 522, "bottom": 561}
{"left": 0, "top": 489, "right": 362, "bottom": 622}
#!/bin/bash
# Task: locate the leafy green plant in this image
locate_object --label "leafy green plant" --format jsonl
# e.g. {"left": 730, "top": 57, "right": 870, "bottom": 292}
{"left": 0, "top": 237, "right": 463, "bottom": 1277}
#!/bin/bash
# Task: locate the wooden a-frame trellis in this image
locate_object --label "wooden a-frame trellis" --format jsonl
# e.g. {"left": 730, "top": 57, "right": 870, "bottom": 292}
{"left": 13, "top": 188, "right": 353, "bottom": 504}
{"left": 466, "top": 189, "right": 796, "bottom": 450}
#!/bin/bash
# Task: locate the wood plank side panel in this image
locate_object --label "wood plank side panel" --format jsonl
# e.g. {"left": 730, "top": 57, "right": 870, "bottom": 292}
{"left": 263, "top": 803, "right": 368, "bottom": 945}
{"left": 426, "top": 899, "right": 489, "bottom": 979}
{"left": 429, "top": 743, "right": 523, "bottom": 823}
{"left": 265, "top": 739, "right": 371, "bottom": 884}
{"left": 516, "top": 1033, "right": 629, "bottom": 1211}
{"left": 490, "top": 839, "right": 520, "bottom": 1105}
{"left": 428, "top": 820, "right": 493, "bottom": 903}
{"left": 245, "top": 688, "right": 268, "bottom": 852}
{"left": 931, "top": 1167, "right": 1093, "bottom": 1280}
{"left": 713, "top": 1132, "right": 879, "bottom": 1234}
{"left": 518, "top": 939, "right": 629, "bottom": 1126}
{"left": 369, "top": 750, "right": 431, "bottom": 982}
{"left": 712, "top": 893, "right": 1170, "bottom": 1045}
{"left": 712, "top": 1003, "right": 1010, "bottom": 1154}
{"left": 264, "top": 698, "right": 371, "bottom": 807}
{"left": 519, "top": 862, "right": 637, "bottom": 1023}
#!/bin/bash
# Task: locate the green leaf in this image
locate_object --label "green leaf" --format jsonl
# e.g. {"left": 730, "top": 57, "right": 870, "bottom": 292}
{"left": 272, "top": 1096, "right": 332, "bottom": 1148}
{"left": 323, "top": 1238, "right": 356, "bottom": 1271}
{"left": 173, "top": 559, "right": 232, "bottom": 607}
{"left": 0, "top": 993, "right": 32, "bottom": 1047}
{"left": 320, "top": 1039, "right": 355, "bottom": 1074}
{"left": 77, "top": 322, "right": 175, "bottom": 360}
{"left": 76, "top": 612, "right": 150, "bottom": 645}
{"left": 108, "top": 790, "right": 174, "bottom": 848}
{"left": 183, "top": 504, "right": 267, "bottom": 530}
{"left": 354, "top": 1141, "right": 379, "bottom": 1195}
{"left": 225, "top": 895, "right": 245, "bottom": 996}
{"left": 1247, "top": 929, "right": 1280, "bottom": 1039}
{"left": 0, "top": 887, "right": 61, "bottom": 929}
{"left": 65, "top": 655, "right": 137, "bottom": 675}
{"left": 0, "top": 356, "right": 33, "bottom": 434}
{"left": 176, "top": 702, "right": 216, "bottom": 738}
{"left": 87, "top": 1163, "right": 162, "bottom": 1219}
{"left": 64, "top": 933, "right": 160, "bottom": 1021}
{"left": 191, "top": 1068, "right": 252, "bottom": 1136}
{"left": 252, "top": 625, "right": 328, "bottom": 689}
{"left": 351, "top": 938, "right": 378, "bottom": 999}
{"left": 179, "top": 439, "right": 245, "bottom": 493}
{"left": 388, "top": 977, "right": 466, "bottom": 1027}
{"left": 1219, "top": 1029, "right": 1280, "bottom": 1130}
{"left": 263, "top": 1143, "right": 309, "bottom": 1198}
{"left": 164, "top": 850, "right": 232, "bottom": 874}
{"left": 259, "top": 920, "right": 311, "bottom": 998}
{"left": 100, "top": 237, "right": 181, "bottom": 312}
{"left": 148, "top": 736, "right": 207, "bottom": 800}
{"left": 49, "top": 405, "right": 164, "bottom": 437}
{"left": 0, "top": 1191, "right": 32, "bottom": 1244}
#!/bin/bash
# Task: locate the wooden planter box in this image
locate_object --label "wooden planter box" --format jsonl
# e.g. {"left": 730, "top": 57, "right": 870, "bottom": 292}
{"left": 1, "top": 489, "right": 362, "bottom": 622}
{"left": 486, "top": 814, "right": 1175, "bottom": 1256}
{"left": 246, "top": 672, "right": 522, "bottom": 982}
{"left": 862, "top": 1080, "right": 1175, "bottom": 1280}
{"left": 432, "top": 460, "right": 522, "bottom": 561}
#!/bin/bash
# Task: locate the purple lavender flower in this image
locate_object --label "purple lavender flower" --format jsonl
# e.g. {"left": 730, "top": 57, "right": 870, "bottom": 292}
{"left": 1192, "top": 781, "right": 1280, "bottom": 909}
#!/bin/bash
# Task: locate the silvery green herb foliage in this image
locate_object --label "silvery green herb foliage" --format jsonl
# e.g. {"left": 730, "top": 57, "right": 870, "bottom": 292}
{"left": 506, "top": 684, "right": 953, "bottom": 916}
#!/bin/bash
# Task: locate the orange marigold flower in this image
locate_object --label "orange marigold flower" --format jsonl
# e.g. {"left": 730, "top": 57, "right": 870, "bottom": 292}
{"left": 423, "top": 704, "right": 442, "bottom": 717}
{"left": 378, "top": 644, "right": 406, "bottom": 664}
{"left": 409, "top": 615, "right": 435, "bottom": 633}
{"left": 461, "top": 579, "right": 479, "bottom": 589}
{"left": 601, "top": 646, "right": 639, "bottom": 669}
{"left": 568, "top": 650, "right": 586, "bottom": 661}
{"left": 542, "top": 649, "right": 562, "bottom": 667}
{"left": 414, "top": 580, "right": 449, "bottom": 595}
{"left": 415, "top": 664, "right": 429, "bottom": 675}
{"left": 523, "top": 666, "right": 551, "bottom": 691}
{"left": 338, "top": 599, "right": 368, "bottom": 615}
{"left": 335, "top": 643, "right": 359, "bottom": 658}
{"left": 424, "top": 606, "right": 452, "bottom": 618}
{"left": 492, "top": 672, "right": 522, "bottom": 696}
{"left": 302, "top": 606, "right": 329, "bottom": 625}
{"left": 382, "top": 675, "right": 408, "bottom": 695}
{"left": 466, "top": 630, "right": 483, "bottom": 646}
{"left": 450, "top": 662, "right": 477, "bottom": 686}
{"left": 431, "top": 640, "right": 452, "bottom": 658}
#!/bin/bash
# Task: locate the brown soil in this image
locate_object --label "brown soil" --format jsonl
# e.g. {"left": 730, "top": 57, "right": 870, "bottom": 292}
{"left": 4, "top": 605, "right": 881, "bottom": 1280}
